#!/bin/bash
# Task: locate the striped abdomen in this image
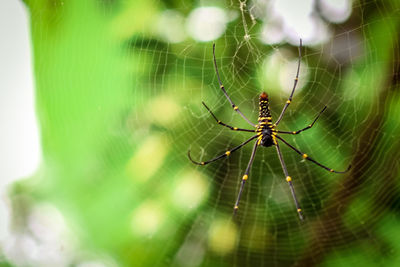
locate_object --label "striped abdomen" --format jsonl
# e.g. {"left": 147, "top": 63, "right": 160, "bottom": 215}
{"left": 256, "top": 92, "right": 275, "bottom": 147}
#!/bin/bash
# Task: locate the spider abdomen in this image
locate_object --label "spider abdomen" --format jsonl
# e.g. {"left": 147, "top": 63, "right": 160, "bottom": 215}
{"left": 257, "top": 92, "right": 275, "bottom": 147}
{"left": 260, "top": 128, "right": 274, "bottom": 147}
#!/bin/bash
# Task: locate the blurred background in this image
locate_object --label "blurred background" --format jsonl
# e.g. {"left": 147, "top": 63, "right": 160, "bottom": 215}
{"left": 1, "top": 0, "right": 400, "bottom": 266}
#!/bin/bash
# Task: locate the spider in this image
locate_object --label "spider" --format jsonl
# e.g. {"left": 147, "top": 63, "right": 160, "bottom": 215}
{"left": 188, "top": 40, "right": 351, "bottom": 220}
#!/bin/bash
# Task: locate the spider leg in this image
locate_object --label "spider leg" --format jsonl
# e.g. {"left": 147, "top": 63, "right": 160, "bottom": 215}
{"left": 233, "top": 141, "right": 258, "bottom": 215}
{"left": 202, "top": 101, "right": 255, "bottom": 132}
{"left": 277, "top": 106, "right": 327, "bottom": 135}
{"left": 213, "top": 44, "right": 256, "bottom": 127}
{"left": 276, "top": 135, "right": 351, "bottom": 173}
{"left": 188, "top": 135, "right": 258, "bottom": 166}
{"left": 274, "top": 39, "right": 302, "bottom": 126}
{"left": 275, "top": 141, "right": 304, "bottom": 220}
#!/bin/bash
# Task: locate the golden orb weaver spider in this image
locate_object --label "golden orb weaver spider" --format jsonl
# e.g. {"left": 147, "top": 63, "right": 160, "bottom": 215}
{"left": 188, "top": 40, "right": 351, "bottom": 220}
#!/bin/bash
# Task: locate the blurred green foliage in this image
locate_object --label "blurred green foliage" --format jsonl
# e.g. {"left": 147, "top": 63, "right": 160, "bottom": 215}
{"left": 5, "top": 0, "right": 400, "bottom": 266}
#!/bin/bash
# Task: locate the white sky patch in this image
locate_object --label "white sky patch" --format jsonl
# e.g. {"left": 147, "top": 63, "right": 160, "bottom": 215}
{"left": 186, "top": 7, "right": 228, "bottom": 42}
{"left": 0, "top": 0, "right": 40, "bottom": 189}
{"left": 320, "top": 0, "right": 352, "bottom": 24}
{"left": 285, "top": 15, "right": 331, "bottom": 46}
{"left": 260, "top": 19, "right": 285, "bottom": 44}
{"left": 157, "top": 10, "right": 186, "bottom": 43}
{"left": 257, "top": 0, "right": 336, "bottom": 45}
{"left": 0, "top": 0, "right": 41, "bottom": 256}
{"left": 3, "top": 203, "right": 76, "bottom": 267}
{"left": 272, "top": 0, "right": 314, "bottom": 29}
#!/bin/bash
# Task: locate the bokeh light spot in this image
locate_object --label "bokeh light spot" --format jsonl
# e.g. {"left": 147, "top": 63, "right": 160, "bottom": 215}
{"left": 260, "top": 49, "right": 308, "bottom": 96}
{"left": 157, "top": 10, "right": 186, "bottom": 43}
{"left": 320, "top": 0, "right": 352, "bottom": 24}
{"left": 172, "top": 170, "right": 208, "bottom": 211}
{"left": 149, "top": 95, "right": 180, "bottom": 126}
{"left": 186, "top": 7, "right": 228, "bottom": 42}
{"left": 208, "top": 218, "right": 238, "bottom": 255}
{"left": 126, "top": 135, "right": 169, "bottom": 182}
{"left": 131, "top": 201, "right": 164, "bottom": 237}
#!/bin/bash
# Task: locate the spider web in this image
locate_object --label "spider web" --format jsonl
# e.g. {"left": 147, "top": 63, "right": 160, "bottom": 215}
{"left": 3, "top": 0, "right": 400, "bottom": 267}
{"left": 164, "top": 1, "right": 400, "bottom": 266}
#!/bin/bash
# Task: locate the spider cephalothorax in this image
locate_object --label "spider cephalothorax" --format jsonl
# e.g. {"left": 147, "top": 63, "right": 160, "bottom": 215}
{"left": 188, "top": 40, "right": 351, "bottom": 220}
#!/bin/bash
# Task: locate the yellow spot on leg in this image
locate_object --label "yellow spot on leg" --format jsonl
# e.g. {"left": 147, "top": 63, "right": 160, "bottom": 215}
{"left": 201, "top": 162, "right": 205, "bottom": 165}
{"left": 297, "top": 208, "right": 302, "bottom": 213}
{"left": 330, "top": 169, "right": 334, "bottom": 172}
{"left": 233, "top": 106, "right": 239, "bottom": 110}
{"left": 242, "top": 174, "right": 248, "bottom": 180}
{"left": 225, "top": 151, "right": 231, "bottom": 156}
{"left": 302, "top": 154, "right": 308, "bottom": 159}
{"left": 286, "top": 100, "right": 291, "bottom": 104}
{"left": 234, "top": 205, "right": 239, "bottom": 210}
{"left": 233, "top": 127, "right": 238, "bottom": 130}
{"left": 286, "top": 176, "right": 292, "bottom": 182}
{"left": 292, "top": 131, "right": 297, "bottom": 134}
{"left": 220, "top": 85, "right": 224, "bottom": 88}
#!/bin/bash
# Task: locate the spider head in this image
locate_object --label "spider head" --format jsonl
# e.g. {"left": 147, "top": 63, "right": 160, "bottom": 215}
{"left": 260, "top": 92, "right": 268, "bottom": 100}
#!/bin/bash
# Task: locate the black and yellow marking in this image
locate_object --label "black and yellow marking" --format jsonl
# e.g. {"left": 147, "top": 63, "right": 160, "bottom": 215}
{"left": 257, "top": 136, "right": 262, "bottom": 145}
